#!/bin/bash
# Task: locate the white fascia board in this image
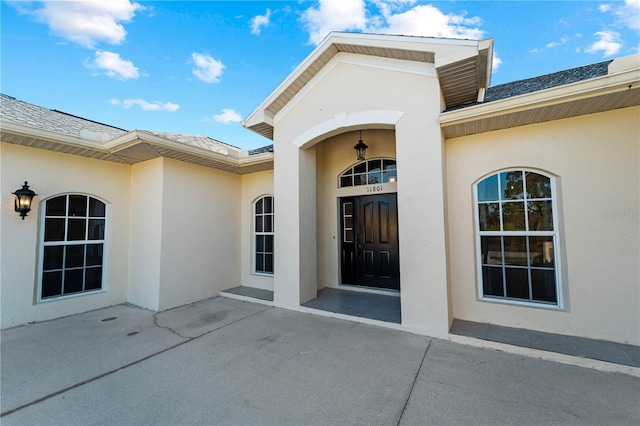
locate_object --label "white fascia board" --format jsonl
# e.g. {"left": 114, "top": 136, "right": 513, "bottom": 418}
{"left": 275, "top": 53, "right": 435, "bottom": 125}
{"left": 241, "top": 109, "right": 274, "bottom": 130}
{"left": 0, "top": 120, "right": 113, "bottom": 153}
{"left": 440, "top": 68, "right": 640, "bottom": 125}
{"left": 135, "top": 130, "right": 243, "bottom": 161}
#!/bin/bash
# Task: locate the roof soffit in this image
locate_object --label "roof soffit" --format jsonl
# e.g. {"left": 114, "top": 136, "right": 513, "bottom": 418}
{"left": 1, "top": 123, "right": 273, "bottom": 174}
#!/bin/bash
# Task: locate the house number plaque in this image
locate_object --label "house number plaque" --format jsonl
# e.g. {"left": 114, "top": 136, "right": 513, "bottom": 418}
{"left": 366, "top": 185, "right": 384, "bottom": 193}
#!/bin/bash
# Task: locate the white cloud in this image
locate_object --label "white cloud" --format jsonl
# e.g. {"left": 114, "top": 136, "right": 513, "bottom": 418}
{"left": 492, "top": 51, "right": 502, "bottom": 70}
{"left": 598, "top": 4, "right": 612, "bottom": 13}
{"left": 301, "top": 0, "right": 485, "bottom": 45}
{"left": 212, "top": 109, "right": 243, "bottom": 124}
{"left": 381, "top": 4, "right": 484, "bottom": 39}
{"left": 586, "top": 30, "right": 622, "bottom": 56}
{"left": 191, "top": 53, "right": 225, "bottom": 83}
{"left": 86, "top": 51, "right": 139, "bottom": 80}
{"left": 545, "top": 36, "right": 570, "bottom": 49}
{"left": 614, "top": 0, "right": 640, "bottom": 30}
{"left": 251, "top": 9, "right": 272, "bottom": 35}
{"left": 109, "top": 98, "right": 179, "bottom": 112}
{"left": 301, "top": 0, "right": 368, "bottom": 44}
{"left": 15, "top": 0, "right": 144, "bottom": 48}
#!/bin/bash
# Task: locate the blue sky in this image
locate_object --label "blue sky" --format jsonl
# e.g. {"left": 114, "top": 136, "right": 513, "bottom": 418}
{"left": 2, "top": 1, "right": 639, "bottom": 150}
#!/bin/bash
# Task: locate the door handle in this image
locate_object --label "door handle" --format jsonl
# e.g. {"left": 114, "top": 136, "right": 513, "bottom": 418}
{"left": 357, "top": 243, "right": 362, "bottom": 257}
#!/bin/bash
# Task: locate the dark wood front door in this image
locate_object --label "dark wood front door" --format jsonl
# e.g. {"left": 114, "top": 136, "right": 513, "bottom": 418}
{"left": 340, "top": 194, "right": 400, "bottom": 290}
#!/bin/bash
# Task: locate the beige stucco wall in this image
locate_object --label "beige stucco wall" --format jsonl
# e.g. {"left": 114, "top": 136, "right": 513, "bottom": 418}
{"left": 128, "top": 158, "right": 164, "bottom": 310}
{"left": 445, "top": 107, "right": 640, "bottom": 345}
{"left": 158, "top": 158, "right": 242, "bottom": 310}
{"left": 240, "top": 170, "right": 274, "bottom": 290}
{"left": 128, "top": 157, "right": 243, "bottom": 310}
{"left": 315, "top": 130, "right": 396, "bottom": 290}
{"left": 273, "top": 53, "right": 451, "bottom": 338}
{"left": 1, "top": 143, "right": 131, "bottom": 329}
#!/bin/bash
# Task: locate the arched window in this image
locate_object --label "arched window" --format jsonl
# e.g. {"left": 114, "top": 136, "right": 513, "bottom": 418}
{"left": 254, "top": 195, "right": 274, "bottom": 275}
{"left": 38, "top": 194, "right": 106, "bottom": 300}
{"left": 475, "top": 170, "right": 560, "bottom": 306}
{"left": 339, "top": 158, "right": 396, "bottom": 188}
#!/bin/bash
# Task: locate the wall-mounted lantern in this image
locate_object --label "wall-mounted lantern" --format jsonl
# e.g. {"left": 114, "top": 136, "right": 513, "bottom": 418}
{"left": 13, "top": 181, "right": 37, "bottom": 220}
{"left": 353, "top": 130, "right": 368, "bottom": 161}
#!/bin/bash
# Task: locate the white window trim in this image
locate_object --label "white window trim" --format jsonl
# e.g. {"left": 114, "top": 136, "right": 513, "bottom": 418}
{"left": 253, "top": 195, "right": 274, "bottom": 276}
{"left": 37, "top": 193, "right": 108, "bottom": 302}
{"left": 474, "top": 169, "right": 563, "bottom": 310}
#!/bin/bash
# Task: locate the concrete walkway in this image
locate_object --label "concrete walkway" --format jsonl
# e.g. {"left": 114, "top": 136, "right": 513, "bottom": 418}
{"left": 1, "top": 297, "right": 638, "bottom": 425}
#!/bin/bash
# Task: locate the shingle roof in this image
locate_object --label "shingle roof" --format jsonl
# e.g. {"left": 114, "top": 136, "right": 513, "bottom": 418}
{"left": 148, "top": 131, "right": 240, "bottom": 156}
{"left": 0, "top": 94, "right": 128, "bottom": 141}
{"left": 483, "top": 60, "right": 612, "bottom": 103}
{"left": 249, "top": 145, "right": 274, "bottom": 155}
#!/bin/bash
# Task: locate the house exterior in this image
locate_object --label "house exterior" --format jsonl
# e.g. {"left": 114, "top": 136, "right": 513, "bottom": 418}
{"left": 2, "top": 33, "right": 638, "bottom": 346}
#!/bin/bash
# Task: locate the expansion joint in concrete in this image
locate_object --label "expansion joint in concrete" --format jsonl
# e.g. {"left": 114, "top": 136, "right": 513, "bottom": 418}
{"left": 396, "top": 339, "right": 432, "bottom": 426}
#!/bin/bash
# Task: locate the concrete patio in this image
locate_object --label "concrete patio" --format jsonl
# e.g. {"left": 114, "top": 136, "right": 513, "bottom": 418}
{"left": 1, "top": 296, "right": 639, "bottom": 425}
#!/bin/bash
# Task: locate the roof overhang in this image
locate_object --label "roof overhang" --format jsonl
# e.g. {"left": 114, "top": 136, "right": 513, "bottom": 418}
{"left": 440, "top": 66, "right": 640, "bottom": 139}
{"left": 0, "top": 123, "right": 273, "bottom": 174}
{"left": 242, "top": 32, "right": 494, "bottom": 140}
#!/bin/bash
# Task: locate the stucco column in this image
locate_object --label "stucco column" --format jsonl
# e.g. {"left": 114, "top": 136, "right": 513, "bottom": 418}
{"left": 273, "top": 136, "right": 318, "bottom": 308}
{"left": 396, "top": 113, "right": 450, "bottom": 339}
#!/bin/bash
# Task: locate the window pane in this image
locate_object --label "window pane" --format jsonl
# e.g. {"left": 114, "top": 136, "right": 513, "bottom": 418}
{"left": 354, "top": 174, "right": 367, "bottom": 186}
{"left": 68, "top": 219, "right": 86, "bottom": 241}
{"left": 342, "top": 167, "right": 353, "bottom": 176}
{"left": 255, "top": 198, "right": 263, "bottom": 214}
{"left": 263, "top": 197, "right": 273, "bottom": 214}
{"left": 478, "top": 203, "right": 500, "bottom": 231}
{"left": 265, "top": 235, "right": 274, "bottom": 253}
{"left": 354, "top": 163, "right": 366, "bottom": 174}
{"left": 531, "top": 269, "right": 557, "bottom": 303}
{"left": 88, "top": 219, "right": 105, "bottom": 240}
{"left": 528, "top": 201, "right": 553, "bottom": 231}
{"left": 383, "top": 170, "right": 397, "bottom": 183}
{"left": 46, "top": 196, "right": 66, "bottom": 216}
{"left": 256, "top": 235, "right": 265, "bottom": 252}
{"left": 368, "top": 160, "right": 382, "bottom": 173}
{"left": 477, "top": 174, "right": 499, "bottom": 202}
{"left": 344, "top": 217, "right": 353, "bottom": 228}
{"left": 63, "top": 269, "right": 84, "bottom": 294}
{"left": 503, "top": 237, "right": 527, "bottom": 266}
{"left": 255, "top": 216, "right": 263, "bottom": 233}
{"left": 43, "top": 246, "right": 64, "bottom": 270}
{"left": 526, "top": 172, "right": 551, "bottom": 199}
{"left": 501, "top": 171, "right": 524, "bottom": 200}
{"left": 264, "top": 215, "right": 273, "bottom": 233}
{"left": 368, "top": 172, "right": 382, "bottom": 184}
{"left": 44, "top": 218, "right": 66, "bottom": 242}
{"left": 265, "top": 254, "right": 274, "bottom": 273}
{"left": 344, "top": 230, "right": 353, "bottom": 243}
{"left": 256, "top": 254, "right": 264, "bottom": 271}
{"left": 86, "top": 244, "right": 103, "bottom": 266}
{"left": 502, "top": 202, "right": 526, "bottom": 231}
{"left": 482, "top": 266, "right": 504, "bottom": 297}
{"left": 344, "top": 202, "right": 353, "bottom": 215}
{"left": 65, "top": 245, "right": 85, "bottom": 268}
{"left": 89, "top": 198, "right": 106, "bottom": 217}
{"left": 42, "top": 271, "right": 62, "bottom": 298}
{"left": 68, "top": 195, "right": 87, "bottom": 217}
{"left": 529, "top": 237, "right": 554, "bottom": 267}
{"left": 383, "top": 160, "right": 396, "bottom": 171}
{"left": 85, "top": 267, "right": 103, "bottom": 291}
{"left": 340, "top": 176, "right": 353, "bottom": 187}
{"left": 480, "top": 236, "right": 502, "bottom": 265}
{"left": 505, "top": 267, "right": 529, "bottom": 299}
